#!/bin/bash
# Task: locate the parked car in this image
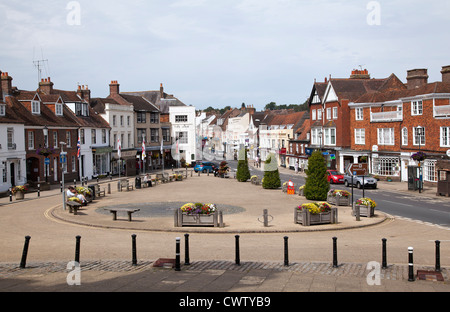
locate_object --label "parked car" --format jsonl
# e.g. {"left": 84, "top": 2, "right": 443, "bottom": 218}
{"left": 327, "top": 170, "right": 344, "bottom": 184}
{"left": 194, "top": 161, "right": 218, "bottom": 173}
{"left": 343, "top": 173, "right": 377, "bottom": 189}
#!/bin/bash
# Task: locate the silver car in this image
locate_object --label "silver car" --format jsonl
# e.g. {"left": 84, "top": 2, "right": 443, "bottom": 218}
{"left": 343, "top": 174, "right": 377, "bottom": 189}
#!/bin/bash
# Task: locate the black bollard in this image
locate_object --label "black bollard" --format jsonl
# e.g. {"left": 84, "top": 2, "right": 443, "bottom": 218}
{"left": 184, "top": 234, "right": 190, "bottom": 265}
{"left": 75, "top": 236, "right": 81, "bottom": 263}
{"left": 408, "top": 247, "right": 414, "bottom": 282}
{"left": 382, "top": 238, "right": 387, "bottom": 269}
{"left": 175, "top": 237, "right": 181, "bottom": 271}
{"left": 9, "top": 188, "right": 12, "bottom": 202}
{"left": 20, "top": 236, "right": 31, "bottom": 269}
{"left": 284, "top": 236, "right": 289, "bottom": 266}
{"left": 435, "top": 240, "right": 441, "bottom": 272}
{"left": 132, "top": 234, "right": 137, "bottom": 266}
{"left": 37, "top": 184, "right": 40, "bottom": 197}
{"left": 332, "top": 237, "right": 338, "bottom": 268}
{"left": 235, "top": 235, "right": 240, "bottom": 265}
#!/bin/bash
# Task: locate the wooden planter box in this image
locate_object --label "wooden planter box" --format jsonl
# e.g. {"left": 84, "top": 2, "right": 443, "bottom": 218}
{"left": 353, "top": 204, "right": 375, "bottom": 217}
{"left": 174, "top": 209, "right": 223, "bottom": 227}
{"left": 294, "top": 207, "right": 338, "bottom": 226}
{"left": 327, "top": 195, "right": 350, "bottom": 206}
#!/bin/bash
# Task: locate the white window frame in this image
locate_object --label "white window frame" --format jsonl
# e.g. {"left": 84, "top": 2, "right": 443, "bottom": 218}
{"left": 332, "top": 107, "right": 338, "bottom": 119}
{"left": 354, "top": 128, "right": 365, "bottom": 145}
{"left": 31, "top": 100, "right": 40, "bottom": 114}
{"left": 27, "top": 131, "right": 34, "bottom": 150}
{"left": 355, "top": 108, "right": 363, "bottom": 120}
{"left": 377, "top": 128, "right": 395, "bottom": 145}
{"left": 175, "top": 115, "right": 188, "bottom": 123}
{"left": 55, "top": 103, "right": 63, "bottom": 116}
{"left": 326, "top": 108, "right": 331, "bottom": 120}
{"left": 66, "top": 131, "right": 71, "bottom": 147}
{"left": 411, "top": 100, "right": 423, "bottom": 116}
{"left": 323, "top": 128, "right": 336, "bottom": 146}
{"left": 311, "top": 128, "right": 320, "bottom": 145}
{"left": 413, "top": 127, "right": 425, "bottom": 146}
{"left": 311, "top": 109, "right": 316, "bottom": 121}
{"left": 53, "top": 131, "right": 58, "bottom": 148}
{"left": 317, "top": 109, "right": 322, "bottom": 120}
{"left": 441, "top": 126, "right": 450, "bottom": 147}
{"left": 402, "top": 127, "right": 408, "bottom": 146}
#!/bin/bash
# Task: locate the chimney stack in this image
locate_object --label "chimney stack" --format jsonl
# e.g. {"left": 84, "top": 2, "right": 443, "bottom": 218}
{"left": 441, "top": 65, "right": 450, "bottom": 83}
{"left": 160, "top": 83, "right": 165, "bottom": 99}
{"left": 39, "top": 77, "right": 54, "bottom": 94}
{"left": 1, "top": 72, "right": 13, "bottom": 96}
{"left": 77, "top": 84, "right": 91, "bottom": 102}
{"left": 406, "top": 68, "right": 428, "bottom": 89}
{"left": 350, "top": 69, "right": 370, "bottom": 79}
{"left": 109, "top": 80, "right": 120, "bottom": 95}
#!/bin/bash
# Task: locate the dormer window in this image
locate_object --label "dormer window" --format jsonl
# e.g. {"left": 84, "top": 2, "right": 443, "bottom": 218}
{"left": 0, "top": 104, "right": 5, "bottom": 116}
{"left": 75, "top": 102, "right": 89, "bottom": 116}
{"left": 55, "top": 103, "right": 63, "bottom": 116}
{"left": 32, "top": 100, "right": 40, "bottom": 114}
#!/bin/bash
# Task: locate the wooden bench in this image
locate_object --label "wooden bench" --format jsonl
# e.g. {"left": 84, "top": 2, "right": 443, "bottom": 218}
{"left": 119, "top": 179, "right": 134, "bottom": 191}
{"left": 104, "top": 208, "right": 140, "bottom": 222}
{"left": 156, "top": 173, "right": 168, "bottom": 183}
{"left": 67, "top": 201, "right": 82, "bottom": 215}
{"left": 94, "top": 184, "right": 106, "bottom": 197}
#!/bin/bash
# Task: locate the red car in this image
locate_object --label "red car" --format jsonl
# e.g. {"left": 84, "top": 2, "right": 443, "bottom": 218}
{"left": 327, "top": 170, "right": 344, "bottom": 184}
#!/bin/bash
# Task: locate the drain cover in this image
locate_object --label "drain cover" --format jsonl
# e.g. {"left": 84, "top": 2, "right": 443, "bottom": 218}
{"left": 417, "top": 270, "right": 444, "bottom": 281}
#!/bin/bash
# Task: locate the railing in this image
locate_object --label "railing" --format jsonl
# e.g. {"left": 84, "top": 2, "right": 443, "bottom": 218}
{"left": 370, "top": 111, "right": 402, "bottom": 122}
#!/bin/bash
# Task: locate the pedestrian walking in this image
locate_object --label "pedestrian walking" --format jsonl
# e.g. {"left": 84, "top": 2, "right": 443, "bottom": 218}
{"left": 294, "top": 160, "right": 299, "bottom": 174}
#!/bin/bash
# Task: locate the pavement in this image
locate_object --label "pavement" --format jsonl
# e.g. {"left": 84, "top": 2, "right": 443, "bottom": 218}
{"left": 0, "top": 165, "right": 449, "bottom": 294}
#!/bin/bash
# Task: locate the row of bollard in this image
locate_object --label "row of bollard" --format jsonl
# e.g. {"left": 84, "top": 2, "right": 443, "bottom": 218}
{"left": 18, "top": 234, "right": 443, "bottom": 282}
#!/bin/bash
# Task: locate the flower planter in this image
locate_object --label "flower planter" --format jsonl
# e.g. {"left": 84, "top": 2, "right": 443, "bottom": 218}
{"left": 353, "top": 204, "right": 375, "bottom": 217}
{"left": 15, "top": 191, "right": 24, "bottom": 200}
{"left": 174, "top": 209, "right": 223, "bottom": 227}
{"left": 327, "top": 195, "right": 350, "bottom": 206}
{"left": 294, "top": 207, "right": 338, "bottom": 226}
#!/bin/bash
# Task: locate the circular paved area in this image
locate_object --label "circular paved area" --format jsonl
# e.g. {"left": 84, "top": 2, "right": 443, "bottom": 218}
{"left": 50, "top": 175, "right": 388, "bottom": 233}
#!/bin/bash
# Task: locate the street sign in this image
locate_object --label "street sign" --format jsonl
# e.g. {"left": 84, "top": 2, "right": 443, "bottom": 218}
{"left": 348, "top": 163, "right": 368, "bottom": 176}
{"left": 60, "top": 152, "right": 67, "bottom": 164}
{"left": 44, "top": 158, "right": 50, "bottom": 165}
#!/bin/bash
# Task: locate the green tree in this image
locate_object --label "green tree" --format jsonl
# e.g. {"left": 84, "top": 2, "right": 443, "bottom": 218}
{"left": 262, "top": 153, "right": 281, "bottom": 189}
{"left": 304, "top": 150, "right": 329, "bottom": 200}
{"left": 236, "top": 148, "right": 250, "bottom": 182}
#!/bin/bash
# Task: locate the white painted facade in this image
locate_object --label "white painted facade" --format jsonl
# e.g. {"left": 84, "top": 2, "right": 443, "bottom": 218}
{"left": 170, "top": 106, "right": 196, "bottom": 164}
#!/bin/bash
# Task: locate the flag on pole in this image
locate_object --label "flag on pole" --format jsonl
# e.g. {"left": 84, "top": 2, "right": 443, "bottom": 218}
{"left": 117, "top": 137, "right": 121, "bottom": 158}
{"left": 77, "top": 136, "right": 81, "bottom": 159}
{"left": 142, "top": 137, "right": 146, "bottom": 160}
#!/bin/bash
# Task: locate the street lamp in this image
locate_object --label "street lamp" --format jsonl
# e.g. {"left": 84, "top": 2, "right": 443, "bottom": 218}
{"left": 60, "top": 141, "right": 67, "bottom": 210}
{"left": 417, "top": 126, "right": 423, "bottom": 193}
{"left": 43, "top": 126, "right": 48, "bottom": 183}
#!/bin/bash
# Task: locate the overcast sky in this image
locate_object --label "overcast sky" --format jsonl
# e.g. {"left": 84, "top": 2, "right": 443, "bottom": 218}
{"left": 1, "top": 0, "right": 449, "bottom": 110}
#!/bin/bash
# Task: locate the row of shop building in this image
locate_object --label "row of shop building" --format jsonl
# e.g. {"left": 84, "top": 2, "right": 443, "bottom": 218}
{"left": 199, "top": 65, "right": 450, "bottom": 189}
{"left": 0, "top": 70, "right": 197, "bottom": 194}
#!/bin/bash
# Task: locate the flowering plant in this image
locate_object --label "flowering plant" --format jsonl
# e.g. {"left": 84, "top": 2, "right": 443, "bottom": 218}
{"left": 297, "top": 202, "right": 331, "bottom": 214}
{"left": 411, "top": 152, "right": 426, "bottom": 162}
{"left": 11, "top": 185, "right": 28, "bottom": 194}
{"left": 75, "top": 186, "right": 91, "bottom": 196}
{"left": 180, "top": 202, "right": 216, "bottom": 215}
{"left": 329, "top": 189, "right": 350, "bottom": 197}
{"left": 356, "top": 197, "right": 377, "bottom": 208}
{"left": 68, "top": 197, "right": 82, "bottom": 203}
{"left": 36, "top": 147, "right": 55, "bottom": 156}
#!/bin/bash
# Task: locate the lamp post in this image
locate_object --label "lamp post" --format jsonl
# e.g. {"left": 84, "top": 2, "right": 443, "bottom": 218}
{"left": 60, "top": 141, "right": 67, "bottom": 210}
{"left": 417, "top": 126, "right": 423, "bottom": 193}
{"left": 43, "top": 126, "right": 48, "bottom": 183}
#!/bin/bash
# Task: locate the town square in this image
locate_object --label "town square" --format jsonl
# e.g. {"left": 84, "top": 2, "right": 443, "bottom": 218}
{"left": 1, "top": 1, "right": 450, "bottom": 299}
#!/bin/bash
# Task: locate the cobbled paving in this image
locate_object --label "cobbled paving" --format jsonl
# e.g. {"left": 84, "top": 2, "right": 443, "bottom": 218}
{"left": 0, "top": 260, "right": 447, "bottom": 282}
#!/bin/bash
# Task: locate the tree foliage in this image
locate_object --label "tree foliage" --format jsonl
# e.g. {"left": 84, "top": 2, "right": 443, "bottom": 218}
{"left": 236, "top": 148, "right": 250, "bottom": 182}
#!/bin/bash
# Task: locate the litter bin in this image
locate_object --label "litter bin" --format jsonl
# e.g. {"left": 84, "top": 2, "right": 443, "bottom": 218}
{"left": 88, "top": 185, "right": 96, "bottom": 200}
{"left": 135, "top": 177, "right": 141, "bottom": 189}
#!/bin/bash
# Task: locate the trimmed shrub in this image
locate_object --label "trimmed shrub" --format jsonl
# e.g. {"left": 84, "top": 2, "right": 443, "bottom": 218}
{"left": 236, "top": 148, "right": 251, "bottom": 182}
{"left": 304, "top": 150, "right": 329, "bottom": 200}
{"left": 262, "top": 154, "right": 281, "bottom": 189}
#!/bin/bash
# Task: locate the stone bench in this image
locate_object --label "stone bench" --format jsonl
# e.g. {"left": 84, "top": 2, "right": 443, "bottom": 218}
{"left": 104, "top": 208, "right": 140, "bottom": 222}
{"left": 94, "top": 184, "right": 106, "bottom": 197}
{"left": 118, "top": 179, "right": 133, "bottom": 191}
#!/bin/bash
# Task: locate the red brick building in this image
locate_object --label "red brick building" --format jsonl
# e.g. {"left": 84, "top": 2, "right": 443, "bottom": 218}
{"left": 349, "top": 66, "right": 450, "bottom": 184}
